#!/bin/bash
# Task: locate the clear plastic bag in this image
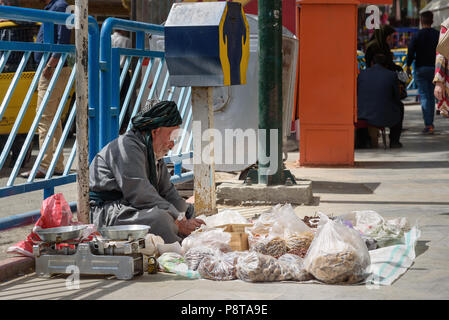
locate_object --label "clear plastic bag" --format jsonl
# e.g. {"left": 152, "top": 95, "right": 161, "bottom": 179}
{"left": 337, "top": 210, "right": 410, "bottom": 248}
{"left": 197, "top": 251, "right": 244, "bottom": 281}
{"left": 269, "top": 204, "right": 311, "bottom": 239}
{"left": 246, "top": 221, "right": 272, "bottom": 248}
{"left": 197, "top": 209, "right": 250, "bottom": 227}
{"left": 140, "top": 233, "right": 165, "bottom": 256}
{"left": 156, "top": 252, "right": 201, "bottom": 279}
{"left": 304, "top": 213, "right": 371, "bottom": 284}
{"left": 278, "top": 253, "right": 313, "bottom": 281}
{"left": 181, "top": 228, "right": 232, "bottom": 253}
{"left": 250, "top": 236, "right": 287, "bottom": 258}
{"left": 184, "top": 246, "right": 217, "bottom": 271}
{"left": 236, "top": 251, "right": 283, "bottom": 282}
{"left": 285, "top": 231, "right": 315, "bottom": 258}
{"left": 247, "top": 204, "right": 312, "bottom": 258}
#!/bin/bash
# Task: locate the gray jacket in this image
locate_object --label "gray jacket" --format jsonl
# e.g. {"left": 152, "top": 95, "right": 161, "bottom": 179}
{"left": 89, "top": 129, "right": 190, "bottom": 243}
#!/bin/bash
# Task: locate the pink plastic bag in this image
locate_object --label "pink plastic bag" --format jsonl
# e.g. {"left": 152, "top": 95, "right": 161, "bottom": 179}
{"left": 7, "top": 193, "right": 94, "bottom": 257}
{"left": 36, "top": 192, "right": 75, "bottom": 229}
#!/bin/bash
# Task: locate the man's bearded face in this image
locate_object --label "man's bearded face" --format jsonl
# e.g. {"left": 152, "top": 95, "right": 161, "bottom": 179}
{"left": 152, "top": 126, "right": 180, "bottom": 159}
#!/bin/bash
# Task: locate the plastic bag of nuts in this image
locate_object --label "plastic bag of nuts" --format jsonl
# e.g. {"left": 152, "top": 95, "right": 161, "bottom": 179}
{"left": 236, "top": 251, "right": 284, "bottom": 282}
{"left": 277, "top": 253, "right": 314, "bottom": 281}
{"left": 304, "top": 213, "right": 371, "bottom": 284}
{"left": 285, "top": 231, "right": 315, "bottom": 258}
{"left": 250, "top": 237, "right": 287, "bottom": 259}
{"left": 197, "top": 251, "right": 245, "bottom": 281}
{"left": 184, "top": 246, "right": 217, "bottom": 271}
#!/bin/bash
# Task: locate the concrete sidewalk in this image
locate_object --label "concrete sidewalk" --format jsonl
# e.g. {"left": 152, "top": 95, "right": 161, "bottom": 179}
{"left": 1, "top": 103, "right": 449, "bottom": 299}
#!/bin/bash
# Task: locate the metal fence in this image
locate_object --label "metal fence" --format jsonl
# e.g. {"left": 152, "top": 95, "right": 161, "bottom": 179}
{"left": 0, "top": 8, "right": 193, "bottom": 230}
{"left": 99, "top": 17, "right": 194, "bottom": 183}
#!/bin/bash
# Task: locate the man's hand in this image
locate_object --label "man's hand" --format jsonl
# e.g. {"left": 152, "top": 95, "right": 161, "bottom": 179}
{"left": 43, "top": 57, "right": 59, "bottom": 80}
{"left": 435, "top": 82, "right": 445, "bottom": 101}
{"left": 186, "top": 195, "right": 194, "bottom": 204}
{"left": 175, "top": 217, "right": 206, "bottom": 236}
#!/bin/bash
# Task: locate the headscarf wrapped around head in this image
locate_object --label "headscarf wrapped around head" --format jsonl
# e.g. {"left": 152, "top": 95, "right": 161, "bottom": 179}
{"left": 366, "top": 24, "right": 400, "bottom": 71}
{"left": 373, "top": 25, "right": 396, "bottom": 54}
{"left": 131, "top": 100, "right": 182, "bottom": 189}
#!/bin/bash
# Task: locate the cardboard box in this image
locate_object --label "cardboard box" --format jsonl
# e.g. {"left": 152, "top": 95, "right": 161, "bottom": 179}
{"left": 215, "top": 224, "right": 253, "bottom": 251}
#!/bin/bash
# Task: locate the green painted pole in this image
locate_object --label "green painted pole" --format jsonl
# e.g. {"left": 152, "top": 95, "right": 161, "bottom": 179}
{"left": 258, "top": 0, "right": 283, "bottom": 185}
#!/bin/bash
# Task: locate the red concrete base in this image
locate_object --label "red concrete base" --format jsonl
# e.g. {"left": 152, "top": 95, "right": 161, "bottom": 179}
{"left": 0, "top": 256, "right": 34, "bottom": 282}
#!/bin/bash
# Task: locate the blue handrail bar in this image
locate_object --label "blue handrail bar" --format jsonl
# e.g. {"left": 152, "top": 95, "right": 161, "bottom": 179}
{"left": 99, "top": 17, "right": 164, "bottom": 148}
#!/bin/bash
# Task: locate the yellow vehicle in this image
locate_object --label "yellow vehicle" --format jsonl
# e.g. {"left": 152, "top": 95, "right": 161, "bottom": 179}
{"left": 0, "top": 21, "right": 75, "bottom": 167}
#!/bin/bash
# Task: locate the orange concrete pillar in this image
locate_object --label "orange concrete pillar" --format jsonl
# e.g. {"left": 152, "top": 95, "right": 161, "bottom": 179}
{"left": 296, "top": 0, "right": 392, "bottom": 166}
{"left": 297, "top": 0, "right": 359, "bottom": 166}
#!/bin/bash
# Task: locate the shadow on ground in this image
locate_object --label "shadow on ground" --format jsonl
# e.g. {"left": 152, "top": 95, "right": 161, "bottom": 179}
{"left": 356, "top": 161, "right": 449, "bottom": 169}
{"left": 311, "top": 181, "right": 380, "bottom": 194}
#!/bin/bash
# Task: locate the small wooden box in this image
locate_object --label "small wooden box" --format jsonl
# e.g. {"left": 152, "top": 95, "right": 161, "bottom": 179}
{"left": 216, "top": 224, "right": 253, "bottom": 251}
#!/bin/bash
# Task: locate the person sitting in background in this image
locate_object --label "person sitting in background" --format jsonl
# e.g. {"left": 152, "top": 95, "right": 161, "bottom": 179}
{"left": 357, "top": 54, "right": 403, "bottom": 148}
{"left": 365, "top": 25, "right": 403, "bottom": 72}
{"left": 406, "top": 11, "right": 439, "bottom": 134}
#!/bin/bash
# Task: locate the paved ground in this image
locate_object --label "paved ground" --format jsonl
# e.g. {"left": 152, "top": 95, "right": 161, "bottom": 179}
{"left": 1, "top": 103, "right": 449, "bottom": 300}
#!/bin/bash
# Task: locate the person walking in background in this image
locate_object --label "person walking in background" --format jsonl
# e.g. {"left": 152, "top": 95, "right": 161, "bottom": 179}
{"left": 406, "top": 11, "right": 439, "bottom": 134}
{"left": 434, "top": 17, "right": 449, "bottom": 119}
{"left": 0, "top": 0, "right": 38, "bottom": 168}
{"left": 21, "top": 0, "right": 72, "bottom": 179}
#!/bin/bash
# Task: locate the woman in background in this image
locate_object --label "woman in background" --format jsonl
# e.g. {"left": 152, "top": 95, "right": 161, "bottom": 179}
{"left": 433, "top": 18, "right": 449, "bottom": 118}
{"left": 365, "top": 25, "right": 403, "bottom": 72}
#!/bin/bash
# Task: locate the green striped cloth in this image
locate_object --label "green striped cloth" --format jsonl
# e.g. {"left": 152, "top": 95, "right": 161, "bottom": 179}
{"left": 366, "top": 226, "right": 421, "bottom": 286}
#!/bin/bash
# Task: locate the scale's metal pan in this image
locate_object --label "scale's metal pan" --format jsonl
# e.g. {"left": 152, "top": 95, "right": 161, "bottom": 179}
{"left": 98, "top": 225, "right": 150, "bottom": 240}
{"left": 36, "top": 225, "right": 88, "bottom": 242}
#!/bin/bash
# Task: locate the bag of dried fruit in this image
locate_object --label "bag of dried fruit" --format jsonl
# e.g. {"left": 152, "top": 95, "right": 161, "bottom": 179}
{"left": 303, "top": 213, "right": 371, "bottom": 284}
{"left": 236, "top": 251, "right": 284, "bottom": 282}
{"left": 197, "top": 251, "right": 245, "bottom": 281}
{"left": 246, "top": 204, "right": 314, "bottom": 258}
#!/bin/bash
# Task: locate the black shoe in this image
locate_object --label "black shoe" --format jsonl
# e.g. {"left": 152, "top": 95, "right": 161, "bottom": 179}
{"left": 390, "top": 142, "right": 403, "bottom": 149}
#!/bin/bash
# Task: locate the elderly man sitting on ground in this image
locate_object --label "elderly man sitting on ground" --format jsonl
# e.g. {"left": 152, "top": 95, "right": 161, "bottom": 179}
{"left": 89, "top": 100, "right": 205, "bottom": 243}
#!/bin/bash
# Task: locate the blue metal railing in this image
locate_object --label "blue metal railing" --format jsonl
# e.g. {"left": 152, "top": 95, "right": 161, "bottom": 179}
{"left": 0, "top": 5, "right": 100, "bottom": 200}
{"left": 99, "top": 17, "right": 194, "bottom": 184}
{"left": 0, "top": 11, "right": 194, "bottom": 230}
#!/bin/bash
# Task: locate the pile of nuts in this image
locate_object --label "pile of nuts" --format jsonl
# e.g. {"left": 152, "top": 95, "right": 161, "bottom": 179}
{"left": 302, "top": 216, "right": 320, "bottom": 229}
{"left": 285, "top": 232, "right": 314, "bottom": 258}
{"left": 278, "top": 254, "right": 314, "bottom": 282}
{"left": 184, "top": 246, "right": 216, "bottom": 271}
{"left": 236, "top": 252, "right": 283, "bottom": 282}
{"left": 250, "top": 237, "right": 287, "bottom": 258}
{"left": 307, "top": 250, "right": 367, "bottom": 284}
{"left": 197, "top": 252, "right": 241, "bottom": 281}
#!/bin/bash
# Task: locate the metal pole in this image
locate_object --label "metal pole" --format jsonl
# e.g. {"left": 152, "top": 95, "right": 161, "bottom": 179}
{"left": 258, "top": 0, "right": 283, "bottom": 186}
{"left": 75, "top": 0, "right": 89, "bottom": 223}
